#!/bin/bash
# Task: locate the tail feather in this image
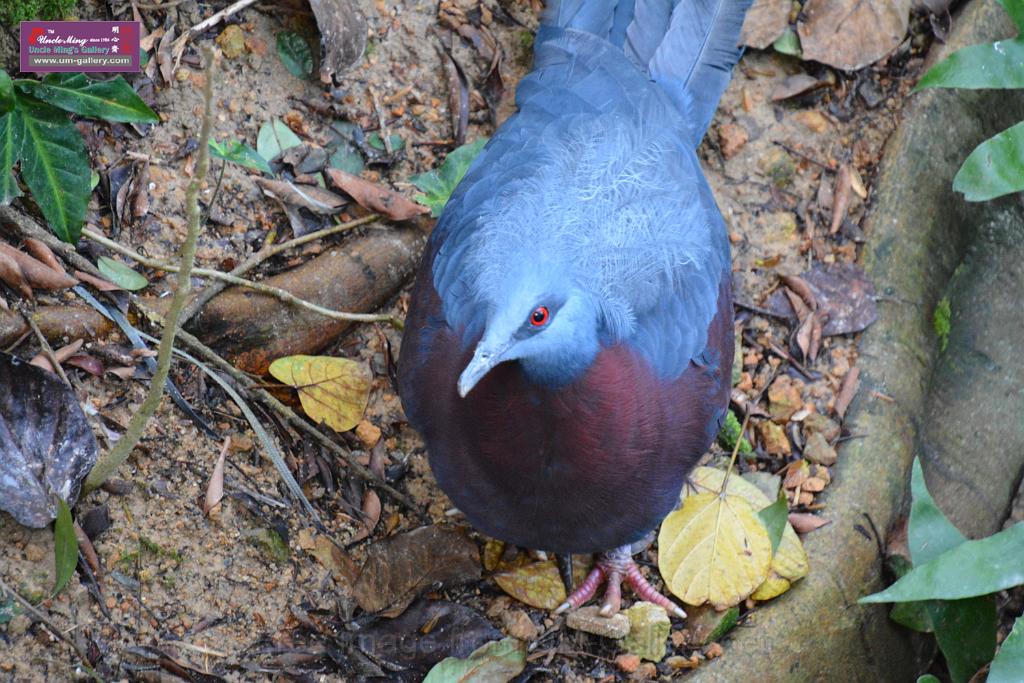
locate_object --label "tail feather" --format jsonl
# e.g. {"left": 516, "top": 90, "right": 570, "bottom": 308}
{"left": 541, "top": 0, "right": 752, "bottom": 142}
{"left": 648, "top": 0, "right": 753, "bottom": 138}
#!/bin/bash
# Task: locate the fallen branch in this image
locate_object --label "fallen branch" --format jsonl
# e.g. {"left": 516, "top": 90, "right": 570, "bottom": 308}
{"left": 81, "top": 225, "right": 399, "bottom": 325}
{"left": 84, "top": 48, "right": 217, "bottom": 492}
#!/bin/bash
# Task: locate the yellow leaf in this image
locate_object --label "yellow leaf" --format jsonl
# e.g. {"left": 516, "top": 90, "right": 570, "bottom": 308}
{"left": 658, "top": 492, "right": 772, "bottom": 610}
{"left": 750, "top": 572, "right": 791, "bottom": 601}
{"left": 493, "top": 556, "right": 592, "bottom": 610}
{"left": 269, "top": 355, "right": 371, "bottom": 432}
{"left": 681, "top": 467, "right": 810, "bottom": 601}
{"left": 771, "top": 525, "right": 809, "bottom": 582}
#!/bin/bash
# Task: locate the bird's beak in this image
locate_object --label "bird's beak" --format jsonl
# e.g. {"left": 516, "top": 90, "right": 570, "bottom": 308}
{"left": 458, "top": 341, "right": 510, "bottom": 397}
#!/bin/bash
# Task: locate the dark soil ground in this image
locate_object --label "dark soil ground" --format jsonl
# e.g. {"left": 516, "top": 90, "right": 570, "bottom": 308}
{"left": 0, "top": 1, "right": 952, "bottom": 680}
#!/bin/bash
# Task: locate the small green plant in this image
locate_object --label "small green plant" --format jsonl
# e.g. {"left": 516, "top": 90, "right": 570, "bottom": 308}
{"left": 933, "top": 296, "right": 951, "bottom": 352}
{"left": 0, "top": 0, "right": 76, "bottom": 25}
{"left": 0, "top": 70, "right": 158, "bottom": 243}
{"left": 410, "top": 137, "right": 487, "bottom": 217}
{"left": 915, "top": 0, "right": 1024, "bottom": 200}
{"left": 861, "top": 459, "right": 1024, "bottom": 682}
{"left": 717, "top": 409, "right": 753, "bottom": 456}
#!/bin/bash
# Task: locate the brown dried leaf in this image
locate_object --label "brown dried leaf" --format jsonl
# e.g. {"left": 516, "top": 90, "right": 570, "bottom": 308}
{"left": 798, "top": 0, "right": 912, "bottom": 71}
{"left": 740, "top": 0, "right": 792, "bottom": 49}
{"left": 324, "top": 168, "right": 428, "bottom": 221}
{"left": 781, "top": 276, "right": 817, "bottom": 311}
{"left": 204, "top": 437, "right": 230, "bottom": 516}
{"left": 830, "top": 164, "right": 853, "bottom": 234}
{"left": 23, "top": 238, "right": 65, "bottom": 274}
{"left": 353, "top": 525, "right": 480, "bottom": 614}
{"left": 441, "top": 48, "right": 470, "bottom": 147}
{"left": 834, "top": 365, "right": 860, "bottom": 419}
{"left": 65, "top": 354, "right": 104, "bottom": 377}
{"left": 30, "top": 339, "right": 83, "bottom": 372}
{"left": 349, "top": 490, "right": 381, "bottom": 543}
{"left": 256, "top": 178, "right": 347, "bottom": 215}
{"left": 763, "top": 263, "right": 877, "bottom": 336}
{"left": 0, "top": 250, "right": 32, "bottom": 299}
{"left": 310, "top": 534, "right": 359, "bottom": 584}
{"left": 73, "top": 270, "right": 121, "bottom": 291}
{"left": 789, "top": 512, "right": 831, "bottom": 533}
{"left": 0, "top": 243, "right": 77, "bottom": 290}
{"left": 771, "top": 74, "right": 823, "bottom": 102}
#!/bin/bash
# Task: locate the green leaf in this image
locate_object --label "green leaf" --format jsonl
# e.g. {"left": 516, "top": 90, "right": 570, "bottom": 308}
{"left": 997, "top": 0, "right": 1024, "bottom": 32}
{"left": 423, "top": 638, "right": 526, "bottom": 683}
{"left": 953, "top": 119, "right": 1024, "bottom": 201}
{"left": 328, "top": 145, "right": 364, "bottom": 174}
{"left": 928, "top": 598, "right": 996, "bottom": 683}
{"left": 277, "top": 32, "right": 314, "bottom": 79}
{"left": 14, "top": 94, "right": 90, "bottom": 243}
{"left": 860, "top": 522, "right": 1024, "bottom": 603}
{"left": 368, "top": 132, "right": 405, "bottom": 151}
{"left": 0, "top": 112, "right": 22, "bottom": 205}
{"left": 16, "top": 73, "right": 158, "bottom": 123}
{"left": 908, "top": 458, "right": 965, "bottom": 565}
{"left": 758, "top": 492, "right": 789, "bottom": 554}
{"left": 256, "top": 118, "right": 302, "bottom": 162}
{"left": 0, "top": 70, "right": 14, "bottom": 115}
{"left": 410, "top": 137, "right": 487, "bottom": 217}
{"left": 0, "top": 596, "right": 19, "bottom": 624}
{"left": 903, "top": 459, "right": 996, "bottom": 682}
{"left": 208, "top": 138, "right": 272, "bottom": 174}
{"left": 917, "top": 676, "right": 941, "bottom": 683}
{"left": 773, "top": 28, "right": 802, "bottom": 57}
{"left": 990, "top": 616, "right": 1024, "bottom": 683}
{"left": 915, "top": 38, "right": 1024, "bottom": 91}
{"left": 890, "top": 601, "right": 933, "bottom": 632}
{"left": 98, "top": 256, "right": 148, "bottom": 291}
{"left": 53, "top": 498, "right": 78, "bottom": 596}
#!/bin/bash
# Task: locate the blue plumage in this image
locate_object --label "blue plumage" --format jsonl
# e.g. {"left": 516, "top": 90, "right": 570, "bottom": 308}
{"left": 399, "top": 0, "right": 751, "bottom": 612}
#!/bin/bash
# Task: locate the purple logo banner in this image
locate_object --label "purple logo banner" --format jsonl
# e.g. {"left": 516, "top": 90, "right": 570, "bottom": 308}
{"left": 20, "top": 21, "right": 141, "bottom": 73}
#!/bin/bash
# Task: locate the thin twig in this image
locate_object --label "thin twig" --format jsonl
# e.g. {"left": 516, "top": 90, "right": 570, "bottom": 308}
{"left": 0, "top": 578, "right": 103, "bottom": 682}
{"left": 134, "top": 0, "right": 191, "bottom": 9}
{"left": 135, "top": 304, "right": 422, "bottom": 514}
{"left": 179, "top": 212, "right": 379, "bottom": 325}
{"left": 84, "top": 49, "right": 218, "bottom": 492}
{"left": 80, "top": 226, "right": 399, "bottom": 326}
{"left": 22, "top": 308, "right": 72, "bottom": 387}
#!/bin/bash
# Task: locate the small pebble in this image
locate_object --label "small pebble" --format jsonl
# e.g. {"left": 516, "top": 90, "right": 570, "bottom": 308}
{"left": 565, "top": 605, "right": 630, "bottom": 639}
{"left": 615, "top": 653, "right": 640, "bottom": 674}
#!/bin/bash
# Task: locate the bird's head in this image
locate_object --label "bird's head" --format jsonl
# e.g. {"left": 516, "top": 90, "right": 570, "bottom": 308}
{"left": 457, "top": 269, "right": 602, "bottom": 397}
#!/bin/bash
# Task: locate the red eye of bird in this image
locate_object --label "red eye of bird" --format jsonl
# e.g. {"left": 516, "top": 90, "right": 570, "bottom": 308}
{"left": 530, "top": 306, "right": 550, "bottom": 327}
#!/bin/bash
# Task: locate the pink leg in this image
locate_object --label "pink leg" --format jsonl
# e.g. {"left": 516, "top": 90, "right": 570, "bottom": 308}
{"left": 554, "top": 546, "right": 687, "bottom": 619}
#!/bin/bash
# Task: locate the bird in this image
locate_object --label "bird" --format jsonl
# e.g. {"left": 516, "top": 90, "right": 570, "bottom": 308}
{"left": 398, "top": 0, "right": 751, "bottom": 618}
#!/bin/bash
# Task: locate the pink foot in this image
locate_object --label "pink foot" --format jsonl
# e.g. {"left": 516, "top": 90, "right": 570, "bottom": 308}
{"left": 554, "top": 546, "right": 686, "bottom": 618}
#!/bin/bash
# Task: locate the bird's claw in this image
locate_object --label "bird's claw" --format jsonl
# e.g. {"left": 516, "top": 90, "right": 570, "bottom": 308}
{"left": 556, "top": 546, "right": 686, "bottom": 619}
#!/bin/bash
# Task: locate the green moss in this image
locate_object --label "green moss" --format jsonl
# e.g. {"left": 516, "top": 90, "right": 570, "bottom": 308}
{"left": 933, "top": 296, "right": 951, "bottom": 352}
{"left": 0, "top": 0, "right": 76, "bottom": 24}
{"left": 717, "top": 410, "right": 753, "bottom": 456}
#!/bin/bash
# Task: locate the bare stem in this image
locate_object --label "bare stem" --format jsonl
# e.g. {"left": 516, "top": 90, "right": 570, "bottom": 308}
{"left": 84, "top": 49, "right": 218, "bottom": 492}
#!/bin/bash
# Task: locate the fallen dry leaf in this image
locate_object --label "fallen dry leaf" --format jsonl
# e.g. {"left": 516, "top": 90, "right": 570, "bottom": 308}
{"left": 23, "top": 238, "right": 65, "bottom": 274}
{"left": 30, "top": 339, "right": 83, "bottom": 373}
{"left": 764, "top": 263, "right": 878, "bottom": 336}
{"left": 353, "top": 525, "right": 480, "bottom": 614}
{"left": 492, "top": 555, "right": 591, "bottom": 611}
{"left": 268, "top": 355, "right": 371, "bottom": 433}
{"left": 830, "top": 164, "right": 853, "bottom": 234}
{"left": 256, "top": 178, "right": 347, "bottom": 214}
{"left": 74, "top": 270, "right": 121, "bottom": 292}
{"left": 325, "top": 168, "right": 428, "bottom": 221}
{"left": 204, "top": 437, "right": 230, "bottom": 516}
{"left": 0, "top": 251, "right": 32, "bottom": 299}
{"left": 834, "top": 365, "right": 860, "bottom": 419}
{"left": 0, "top": 243, "right": 77, "bottom": 290}
{"left": 740, "top": 0, "right": 792, "bottom": 49}
{"left": 771, "top": 74, "right": 824, "bottom": 101}
{"left": 349, "top": 490, "right": 381, "bottom": 543}
{"left": 789, "top": 512, "right": 832, "bottom": 533}
{"left": 798, "top": 0, "right": 912, "bottom": 71}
